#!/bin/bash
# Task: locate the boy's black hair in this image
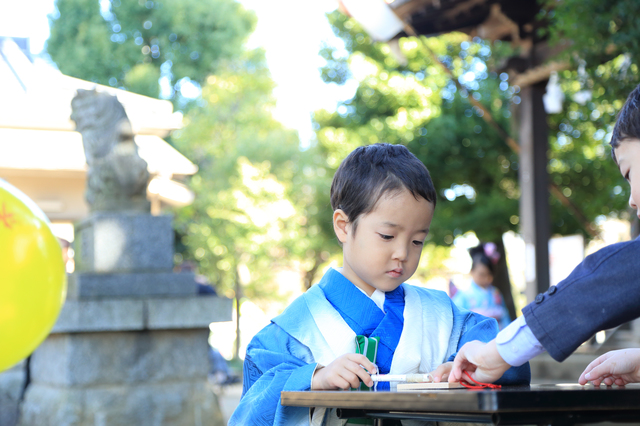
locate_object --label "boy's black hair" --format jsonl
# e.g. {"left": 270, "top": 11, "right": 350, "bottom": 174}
{"left": 330, "top": 143, "right": 437, "bottom": 233}
{"left": 611, "top": 83, "right": 640, "bottom": 162}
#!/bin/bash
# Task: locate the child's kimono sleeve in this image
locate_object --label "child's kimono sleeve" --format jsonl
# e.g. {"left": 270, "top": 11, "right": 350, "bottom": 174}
{"left": 447, "top": 301, "right": 531, "bottom": 385}
{"left": 229, "top": 322, "right": 318, "bottom": 426}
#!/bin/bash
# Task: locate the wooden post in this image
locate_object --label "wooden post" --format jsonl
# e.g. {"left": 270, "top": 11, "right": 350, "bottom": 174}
{"left": 519, "top": 80, "right": 551, "bottom": 302}
{"left": 234, "top": 273, "right": 242, "bottom": 360}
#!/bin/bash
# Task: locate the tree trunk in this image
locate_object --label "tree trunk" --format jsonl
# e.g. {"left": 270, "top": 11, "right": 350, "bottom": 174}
{"left": 492, "top": 237, "right": 518, "bottom": 321}
{"left": 234, "top": 273, "right": 242, "bottom": 360}
{"left": 302, "top": 253, "right": 323, "bottom": 291}
{"left": 631, "top": 208, "right": 640, "bottom": 239}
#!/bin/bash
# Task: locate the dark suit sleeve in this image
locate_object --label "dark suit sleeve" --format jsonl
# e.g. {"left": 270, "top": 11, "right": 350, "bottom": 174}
{"left": 523, "top": 237, "right": 640, "bottom": 362}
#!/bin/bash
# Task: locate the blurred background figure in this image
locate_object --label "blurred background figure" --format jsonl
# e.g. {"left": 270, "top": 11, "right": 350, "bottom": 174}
{"left": 208, "top": 346, "right": 241, "bottom": 386}
{"left": 176, "top": 260, "right": 218, "bottom": 295}
{"left": 57, "top": 237, "right": 70, "bottom": 264}
{"left": 448, "top": 278, "right": 458, "bottom": 298}
{"left": 57, "top": 237, "right": 73, "bottom": 273}
{"left": 452, "top": 242, "right": 511, "bottom": 329}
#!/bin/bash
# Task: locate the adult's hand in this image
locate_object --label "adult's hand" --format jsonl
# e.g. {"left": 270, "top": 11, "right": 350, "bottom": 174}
{"left": 579, "top": 349, "right": 640, "bottom": 386}
{"left": 448, "top": 340, "right": 511, "bottom": 384}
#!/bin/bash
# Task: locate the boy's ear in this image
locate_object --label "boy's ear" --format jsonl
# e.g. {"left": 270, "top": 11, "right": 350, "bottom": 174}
{"left": 333, "top": 209, "right": 349, "bottom": 243}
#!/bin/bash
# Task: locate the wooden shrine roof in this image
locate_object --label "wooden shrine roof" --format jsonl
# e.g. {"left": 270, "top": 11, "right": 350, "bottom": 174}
{"left": 390, "top": 0, "right": 543, "bottom": 43}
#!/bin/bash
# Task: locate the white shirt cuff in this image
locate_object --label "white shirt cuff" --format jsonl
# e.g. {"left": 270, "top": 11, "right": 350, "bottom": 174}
{"left": 496, "top": 315, "right": 546, "bottom": 367}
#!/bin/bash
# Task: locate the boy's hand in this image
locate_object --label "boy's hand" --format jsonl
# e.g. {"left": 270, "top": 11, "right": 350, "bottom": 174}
{"left": 429, "top": 362, "right": 453, "bottom": 382}
{"left": 312, "top": 353, "right": 377, "bottom": 390}
{"left": 579, "top": 349, "right": 640, "bottom": 386}
{"left": 448, "top": 340, "right": 511, "bottom": 384}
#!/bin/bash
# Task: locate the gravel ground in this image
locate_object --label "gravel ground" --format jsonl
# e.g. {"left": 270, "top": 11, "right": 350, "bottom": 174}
{"left": 216, "top": 382, "right": 243, "bottom": 424}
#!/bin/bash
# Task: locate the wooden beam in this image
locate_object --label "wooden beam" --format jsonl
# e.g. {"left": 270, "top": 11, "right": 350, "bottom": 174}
{"left": 519, "top": 81, "right": 551, "bottom": 300}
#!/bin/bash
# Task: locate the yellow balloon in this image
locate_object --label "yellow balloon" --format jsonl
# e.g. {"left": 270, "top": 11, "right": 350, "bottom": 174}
{"left": 0, "top": 179, "right": 67, "bottom": 373}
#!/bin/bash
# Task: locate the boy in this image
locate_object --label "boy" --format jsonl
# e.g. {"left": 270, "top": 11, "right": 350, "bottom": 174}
{"left": 230, "top": 143, "right": 530, "bottom": 425}
{"left": 449, "top": 84, "right": 640, "bottom": 386}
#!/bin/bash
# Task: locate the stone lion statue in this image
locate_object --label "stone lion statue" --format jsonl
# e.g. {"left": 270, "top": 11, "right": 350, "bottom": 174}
{"left": 71, "top": 89, "right": 150, "bottom": 212}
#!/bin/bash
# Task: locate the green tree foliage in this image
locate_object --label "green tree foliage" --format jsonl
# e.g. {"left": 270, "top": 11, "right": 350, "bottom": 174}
{"left": 172, "top": 50, "right": 305, "bottom": 302}
{"left": 47, "top": 0, "right": 115, "bottom": 85}
{"left": 47, "top": 0, "right": 256, "bottom": 100}
{"left": 314, "top": 12, "right": 522, "bottom": 314}
{"left": 287, "top": 147, "right": 338, "bottom": 291}
{"left": 317, "top": 10, "right": 632, "bottom": 242}
{"left": 315, "top": 12, "right": 519, "bottom": 247}
{"left": 170, "top": 50, "right": 324, "bottom": 356}
{"left": 45, "top": 0, "right": 338, "bottom": 297}
{"left": 546, "top": 73, "right": 630, "bottom": 233}
{"left": 124, "top": 63, "right": 161, "bottom": 98}
{"left": 542, "top": 0, "right": 635, "bottom": 230}
{"left": 544, "top": 0, "right": 640, "bottom": 102}
{"left": 313, "top": 10, "right": 636, "bottom": 316}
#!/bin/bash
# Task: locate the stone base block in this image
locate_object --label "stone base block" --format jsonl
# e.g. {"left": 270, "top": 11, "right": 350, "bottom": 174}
{"left": 67, "top": 271, "right": 198, "bottom": 299}
{"left": 19, "top": 381, "right": 224, "bottom": 426}
{"left": 52, "top": 299, "right": 145, "bottom": 333}
{"left": 146, "top": 297, "right": 232, "bottom": 329}
{"left": 0, "top": 361, "right": 26, "bottom": 426}
{"left": 51, "top": 296, "right": 232, "bottom": 333}
{"left": 31, "top": 330, "right": 210, "bottom": 386}
{"left": 74, "top": 213, "right": 174, "bottom": 273}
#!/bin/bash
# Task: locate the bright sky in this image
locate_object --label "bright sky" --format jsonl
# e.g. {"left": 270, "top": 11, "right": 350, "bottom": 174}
{"left": 240, "top": 0, "right": 356, "bottom": 146}
{"left": 0, "top": 0, "right": 354, "bottom": 147}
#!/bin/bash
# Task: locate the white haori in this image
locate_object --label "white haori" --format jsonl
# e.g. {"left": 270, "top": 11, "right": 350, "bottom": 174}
{"left": 276, "top": 283, "right": 457, "bottom": 426}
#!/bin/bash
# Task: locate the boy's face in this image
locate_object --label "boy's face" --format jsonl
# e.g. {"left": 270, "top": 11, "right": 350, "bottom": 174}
{"left": 614, "top": 138, "right": 640, "bottom": 218}
{"left": 334, "top": 188, "right": 435, "bottom": 296}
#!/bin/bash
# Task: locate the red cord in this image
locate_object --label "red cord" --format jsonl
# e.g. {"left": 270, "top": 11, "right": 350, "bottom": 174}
{"left": 460, "top": 371, "right": 502, "bottom": 389}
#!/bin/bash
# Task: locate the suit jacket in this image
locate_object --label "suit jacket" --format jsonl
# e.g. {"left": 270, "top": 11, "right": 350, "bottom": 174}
{"left": 523, "top": 236, "right": 640, "bottom": 362}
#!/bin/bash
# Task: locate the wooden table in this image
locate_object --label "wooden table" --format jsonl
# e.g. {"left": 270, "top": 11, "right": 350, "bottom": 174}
{"left": 281, "top": 384, "right": 640, "bottom": 425}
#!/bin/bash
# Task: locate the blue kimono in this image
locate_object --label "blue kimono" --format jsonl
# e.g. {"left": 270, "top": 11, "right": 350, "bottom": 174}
{"left": 229, "top": 269, "right": 530, "bottom": 426}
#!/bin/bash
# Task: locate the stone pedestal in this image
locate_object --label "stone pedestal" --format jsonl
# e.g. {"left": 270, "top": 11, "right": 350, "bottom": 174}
{"left": 0, "top": 361, "right": 26, "bottom": 426}
{"left": 20, "top": 331, "right": 225, "bottom": 426}
{"left": 74, "top": 213, "right": 175, "bottom": 274}
{"left": 18, "top": 213, "right": 232, "bottom": 426}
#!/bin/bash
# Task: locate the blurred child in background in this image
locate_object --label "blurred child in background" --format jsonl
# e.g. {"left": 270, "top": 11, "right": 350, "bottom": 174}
{"left": 453, "top": 242, "right": 511, "bottom": 329}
